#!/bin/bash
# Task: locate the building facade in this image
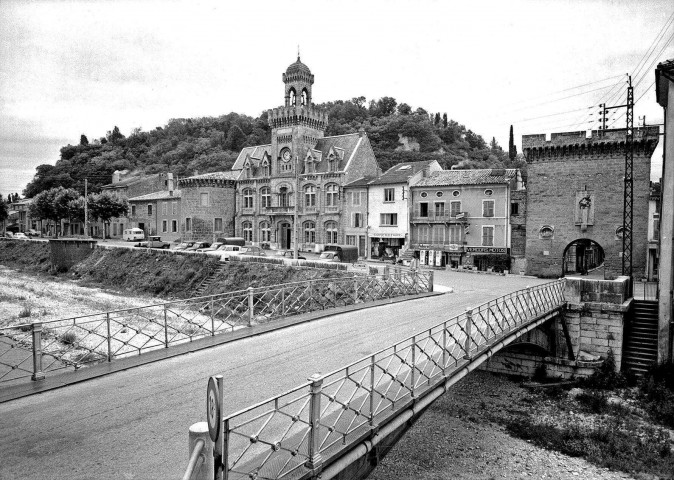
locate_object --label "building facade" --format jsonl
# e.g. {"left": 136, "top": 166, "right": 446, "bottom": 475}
{"left": 232, "top": 57, "right": 379, "bottom": 251}
{"left": 342, "top": 178, "right": 371, "bottom": 258}
{"left": 522, "top": 128, "right": 658, "bottom": 278}
{"left": 128, "top": 190, "right": 182, "bottom": 242}
{"left": 178, "top": 172, "right": 238, "bottom": 241}
{"left": 410, "top": 169, "right": 523, "bottom": 271}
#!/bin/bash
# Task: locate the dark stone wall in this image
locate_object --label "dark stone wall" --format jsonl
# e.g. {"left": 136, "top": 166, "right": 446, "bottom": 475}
{"left": 49, "top": 239, "right": 97, "bottom": 271}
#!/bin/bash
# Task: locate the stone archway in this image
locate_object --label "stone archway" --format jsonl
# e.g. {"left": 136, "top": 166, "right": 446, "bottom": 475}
{"left": 563, "top": 239, "right": 605, "bottom": 276}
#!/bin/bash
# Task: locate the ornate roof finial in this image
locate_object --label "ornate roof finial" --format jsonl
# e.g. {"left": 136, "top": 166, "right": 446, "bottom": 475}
{"left": 297, "top": 44, "right": 300, "bottom": 61}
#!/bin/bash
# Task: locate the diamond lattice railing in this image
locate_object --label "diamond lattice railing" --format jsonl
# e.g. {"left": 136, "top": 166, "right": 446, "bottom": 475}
{"left": 217, "top": 280, "right": 566, "bottom": 480}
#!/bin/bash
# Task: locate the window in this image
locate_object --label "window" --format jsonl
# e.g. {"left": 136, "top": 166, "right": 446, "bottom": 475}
{"left": 200, "top": 193, "right": 209, "bottom": 207}
{"left": 418, "top": 225, "right": 430, "bottom": 243}
{"left": 380, "top": 213, "right": 398, "bottom": 226}
{"left": 260, "top": 187, "right": 271, "bottom": 208}
{"left": 147, "top": 204, "right": 153, "bottom": 216}
{"left": 436, "top": 191, "right": 444, "bottom": 198}
{"left": 452, "top": 190, "right": 460, "bottom": 197}
{"left": 325, "top": 184, "right": 338, "bottom": 207}
{"left": 112, "top": 224, "right": 117, "bottom": 236}
{"left": 162, "top": 220, "right": 167, "bottom": 233}
{"left": 304, "top": 221, "right": 316, "bottom": 243}
{"left": 214, "top": 218, "right": 223, "bottom": 232}
{"left": 450, "top": 201, "right": 461, "bottom": 217}
{"left": 131, "top": 205, "right": 136, "bottom": 216}
{"left": 305, "top": 185, "right": 316, "bottom": 207}
{"left": 262, "top": 161, "right": 270, "bottom": 177}
{"left": 483, "top": 200, "right": 495, "bottom": 217}
{"left": 510, "top": 202, "right": 519, "bottom": 216}
{"left": 352, "top": 191, "right": 361, "bottom": 206}
{"left": 162, "top": 202, "right": 167, "bottom": 215}
{"left": 353, "top": 213, "right": 363, "bottom": 228}
{"left": 185, "top": 218, "right": 192, "bottom": 231}
{"left": 484, "top": 189, "right": 493, "bottom": 196}
{"left": 420, "top": 192, "right": 428, "bottom": 198}
{"left": 259, "top": 221, "right": 271, "bottom": 242}
{"left": 419, "top": 203, "right": 428, "bottom": 217}
{"left": 433, "top": 225, "right": 445, "bottom": 244}
{"left": 279, "top": 187, "right": 290, "bottom": 207}
{"left": 449, "top": 225, "right": 461, "bottom": 243}
{"left": 482, "top": 226, "right": 494, "bottom": 246}
{"left": 346, "top": 235, "right": 356, "bottom": 246}
{"left": 384, "top": 188, "right": 395, "bottom": 202}
{"left": 243, "top": 189, "right": 254, "bottom": 209}
{"left": 242, "top": 221, "right": 253, "bottom": 242}
{"left": 325, "top": 221, "right": 338, "bottom": 244}
{"left": 328, "top": 154, "right": 337, "bottom": 172}
{"left": 435, "top": 202, "right": 445, "bottom": 216}
{"left": 171, "top": 220, "right": 177, "bottom": 233}
{"left": 305, "top": 160, "right": 314, "bottom": 174}
{"left": 172, "top": 202, "right": 177, "bottom": 215}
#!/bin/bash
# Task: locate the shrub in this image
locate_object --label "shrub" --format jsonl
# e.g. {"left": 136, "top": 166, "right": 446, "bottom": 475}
{"left": 640, "top": 363, "right": 674, "bottom": 428}
{"left": 18, "top": 306, "right": 32, "bottom": 318}
{"left": 580, "top": 350, "right": 631, "bottom": 390}
{"left": 59, "top": 331, "right": 78, "bottom": 346}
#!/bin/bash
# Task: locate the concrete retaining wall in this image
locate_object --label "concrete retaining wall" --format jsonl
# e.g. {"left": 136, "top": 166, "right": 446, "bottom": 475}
{"left": 49, "top": 239, "right": 98, "bottom": 271}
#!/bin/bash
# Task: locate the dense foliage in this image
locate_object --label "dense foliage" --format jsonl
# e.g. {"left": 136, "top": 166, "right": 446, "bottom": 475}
{"left": 23, "top": 98, "right": 526, "bottom": 198}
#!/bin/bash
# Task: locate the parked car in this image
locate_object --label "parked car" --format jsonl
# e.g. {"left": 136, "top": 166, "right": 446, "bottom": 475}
{"left": 173, "top": 242, "right": 195, "bottom": 251}
{"left": 13, "top": 232, "right": 29, "bottom": 240}
{"left": 134, "top": 236, "right": 170, "bottom": 249}
{"left": 3, "top": 232, "right": 15, "bottom": 238}
{"left": 239, "top": 246, "right": 266, "bottom": 257}
{"left": 318, "top": 251, "right": 341, "bottom": 263}
{"left": 186, "top": 242, "right": 210, "bottom": 251}
{"left": 26, "top": 229, "right": 40, "bottom": 237}
{"left": 219, "top": 245, "right": 245, "bottom": 261}
{"left": 274, "top": 250, "right": 306, "bottom": 260}
{"left": 123, "top": 228, "right": 145, "bottom": 241}
{"left": 322, "top": 245, "right": 359, "bottom": 263}
{"left": 196, "top": 242, "right": 223, "bottom": 253}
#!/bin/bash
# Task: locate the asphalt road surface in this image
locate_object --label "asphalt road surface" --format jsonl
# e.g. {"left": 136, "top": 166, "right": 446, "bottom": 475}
{"left": 0, "top": 270, "right": 548, "bottom": 480}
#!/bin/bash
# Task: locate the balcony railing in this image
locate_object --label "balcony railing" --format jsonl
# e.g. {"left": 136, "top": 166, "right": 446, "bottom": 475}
{"left": 265, "top": 206, "right": 295, "bottom": 214}
{"left": 412, "top": 211, "right": 468, "bottom": 222}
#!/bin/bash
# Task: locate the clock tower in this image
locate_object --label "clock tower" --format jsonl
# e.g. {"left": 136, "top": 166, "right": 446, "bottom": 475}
{"left": 268, "top": 56, "right": 328, "bottom": 176}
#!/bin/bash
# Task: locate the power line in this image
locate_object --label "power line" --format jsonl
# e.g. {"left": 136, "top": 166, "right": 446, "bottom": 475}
{"left": 632, "top": 29, "right": 674, "bottom": 91}
{"left": 511, "top": 106, "right": 593, "bottom": 124}
{"left": 631, "top": 10, "right": 674, "bottom": 81}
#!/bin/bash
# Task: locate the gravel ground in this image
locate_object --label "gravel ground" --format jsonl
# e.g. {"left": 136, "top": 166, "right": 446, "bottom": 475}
{"left": 370, "top": 371, "right": 639, "bottom": 480}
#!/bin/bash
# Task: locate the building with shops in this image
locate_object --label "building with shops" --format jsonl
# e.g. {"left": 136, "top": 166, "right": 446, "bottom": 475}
{"left": 128, "top": 190, "right": 182, "bottom": 242}
{"left": 231, "top": 56, "right": 379, "bottom": 250}
{"left": 410, "top": 168, "right": 524, "bottom": 271}
{"left": 367, "top": 161, "right": 442, "bottom": 260}
{"left": 522, "top": 128, "right": 658, "bottom": 278}
{"left": 178, "top": 172, "right": 238, "bottom": 241}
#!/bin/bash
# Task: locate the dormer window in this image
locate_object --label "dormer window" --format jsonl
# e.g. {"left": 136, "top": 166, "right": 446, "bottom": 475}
{"left": 261, "top": 159, "right": 270, "bottom": 177}
{"left": 328, "top": 154, "right": 337, "bottom": 172}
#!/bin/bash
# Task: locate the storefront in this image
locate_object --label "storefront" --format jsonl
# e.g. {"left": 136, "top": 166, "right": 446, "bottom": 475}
{"left": 463, "top": 247, "right": 511, "bottom": 272}
{"left": 415, "top": 244, "right": 464, "bottom": 268}
{"left": 369, "top": 233, "right": 406, "bottom": 260}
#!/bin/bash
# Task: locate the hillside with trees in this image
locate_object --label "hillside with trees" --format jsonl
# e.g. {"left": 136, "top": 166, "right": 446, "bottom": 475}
{"left": 23, "top": 98, "right": 525, "bottom": 198}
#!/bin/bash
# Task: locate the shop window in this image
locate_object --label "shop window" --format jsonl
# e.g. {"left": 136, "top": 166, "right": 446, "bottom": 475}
{"left": 380, "top": 213, "right": 397, "bottom": 226}
{"left": 243, "top": 221, "right": 253, "bottom": 242}
{"left": 419, "top": 203, "right": 428, "bottom": 217}
{"left": 384, "top": 188, "right": 395, "bottom": 202}
{"left": 450, "top": 201, "right": 461, "bottom": 217}
{"left": 483, "top": 200, "right": 494, "bottom": 217}
{"left": 482, "top": 226, "right": 494, "bottom": 246}
{"left": 214, "top": 218, "right": 223, "bottom": 232}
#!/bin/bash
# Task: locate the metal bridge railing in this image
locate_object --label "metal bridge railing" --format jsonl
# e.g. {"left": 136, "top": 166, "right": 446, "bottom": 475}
{"left": 204, "top": 279, "right": 565, "bottom": 480}
{"left": 0, "top": 270, "right": 433, "bottom": 385}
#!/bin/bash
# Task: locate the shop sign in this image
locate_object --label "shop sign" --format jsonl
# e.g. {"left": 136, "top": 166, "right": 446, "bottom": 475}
{"left": 448, "top": 244, "right": 461, "bottom": 251}
{"left": 466, "top": 247, "right": 509, "bottom": 254}
{"left": 369, "top": 232, "right": 403, "bottom": 238}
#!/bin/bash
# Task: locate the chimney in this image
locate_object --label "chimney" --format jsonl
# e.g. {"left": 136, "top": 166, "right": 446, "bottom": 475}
{"left": 167, "top": 173, "right": 174, "bottom": 192}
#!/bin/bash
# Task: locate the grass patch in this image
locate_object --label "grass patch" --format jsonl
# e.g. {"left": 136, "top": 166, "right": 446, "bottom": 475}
{"left": 640, "top": 363, "right": 674, "bottom": 429}
{"left": 59, "top": 331, "right": 78, "bottom": 346}
{"left": 18, "top": 305, "right": 32, "bottom": 318}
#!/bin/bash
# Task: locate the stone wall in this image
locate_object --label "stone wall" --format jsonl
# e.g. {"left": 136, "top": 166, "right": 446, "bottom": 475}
{"left": 49, "top": 239, "right": 97, "bottom": 271}
{"left": 181, "top": 185, "right": 236, "bottom": 241}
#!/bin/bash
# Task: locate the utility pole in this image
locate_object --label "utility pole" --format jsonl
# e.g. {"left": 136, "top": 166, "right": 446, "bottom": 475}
{"left": 84, "top": 178, "right": 88, "bottom": 237}
{"left": 598, "top": 103, "right": 607, "bottom": 135}
{"left": 294, "top": 155, "right": 300, "bottom": 260}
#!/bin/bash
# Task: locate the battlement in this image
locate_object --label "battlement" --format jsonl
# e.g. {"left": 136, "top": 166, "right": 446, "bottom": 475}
{"left": 522, "top": 127, "right": 660, "bottom": 161}
{"left": 268, "top": 104, "right": 329, "bottom": 132}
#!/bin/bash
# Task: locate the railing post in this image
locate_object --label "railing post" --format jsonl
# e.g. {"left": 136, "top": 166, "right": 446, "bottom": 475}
{"left": 164, "top": 304, "right": 169, "bottom": 348}
{"left": 31, "top": 322, "right": 45, "bottom": 381}
{"left": 186, "top": 422, "right": 214, "bottom": 480}
{"left": 210, "top": 299, "right": 215, "bottom": 336}
{"left": 411, "top": 268, "right": 418, "bottom": 293}
{"left": 353, "top": 277, "right": 359, "bottom": 303}
{"left": 428, "top": 270, "right": 434, "bottom": 293}
{"left": 305, "top": 373, "right": 324, "bottom": 473}
{"left": 384, "top": 265, "right": 390, "bottom": 278}
{"left": 411, "top": 336, "right": 416, "bottom": 397}
{"left": 463, "top": 307, "right": 473, "bottom": 359}
{"left": 442, "top": 321, "right": 448, "bottom": 372}
{"left": 247, "top": 287, "right": 254, "bottom": 327}
{"left": 221, "top": 418, "right": 230, "bottom": 480}
{"left": 369, "top": 355, "right": 376, "bottom": 427}
{"left": 281, "top": 286, "right": 286, "bottom": 316}
{"left": 106, "top": 313, "right": 113, "bottom": 362}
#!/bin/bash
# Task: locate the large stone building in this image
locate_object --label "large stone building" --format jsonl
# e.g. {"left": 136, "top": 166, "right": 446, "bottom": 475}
{"left": 232, "top": 56, "right": 380, "bottom": 251}
{"left": 178, "top": 172, "right": 238, "bottom": 241}
{"left": 128, "top": 189, "right": 182, "bottom": 242}
{"left": 522, "top": 128, "right": 659, "bottom": 278}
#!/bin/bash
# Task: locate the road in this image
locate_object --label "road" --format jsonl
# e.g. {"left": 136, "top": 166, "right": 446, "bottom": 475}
{"left": 0, "top": 270, "right": 548, "bottom": 480}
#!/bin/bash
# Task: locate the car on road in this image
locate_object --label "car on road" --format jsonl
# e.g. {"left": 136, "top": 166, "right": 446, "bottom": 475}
{"left": 26, "top": 229, "right": 41, "bottom": 237}
{"left": 134, "top": 236, "right": 170, "bottom": 249}
{"left": 274, "top": 250, "right": 306, "bottom": 260}
{"left": 196, "top": 242, "right": 224, "bottom": 253}
{"left": 219, "top": 245, "right": 245, "bottom": 261}
{"left": 239, "top": 246, "right": 266, "bottom": 257}
{"left": 186, "top": 242, "right": 210, "bottom": 251}
{"left": 318, "top": 251, "right": 341, "bottom": 263}
{"left": 173, "top": 242, "right": 195, "bottom": 251}
{"left": 13, "top": 232, "right": 29, "bottom": 240}
{"left": 3, "top": 232, "right": 15, "bottom": 238}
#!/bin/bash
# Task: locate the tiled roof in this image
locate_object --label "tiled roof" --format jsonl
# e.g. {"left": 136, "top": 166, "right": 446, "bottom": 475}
{"left": 129, "top": 190, "right": 182, "bottom": 201}
{"left": 369, "top": 161, "right": 436, "bottom": 186}
{"left": 182, "top": 171, "right": 240, "bottom": 181}
{"left": 414, "top": 169, "right": 518, "bottom": 187}
{"left": 232, "top": 145, "right": 272, "bottom": 170}
{"left": 344, "top": 176, "right": 375, "bottom": 188}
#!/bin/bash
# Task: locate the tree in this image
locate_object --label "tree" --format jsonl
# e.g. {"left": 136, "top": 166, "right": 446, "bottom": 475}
{"left": 107, "top": 126, "right": 125, "bottom": 144}
{"left": 443, "top": 113, "right": 448, "bottom": 128}
{"left": 490, "top": 137, "right": 502, "bottom": 151}
{"left": 80, "top": 134, "right": 89, "bottom": 146}
{"left": 0, "top": 195, "right": 8, "bottom": 231}
{"left": 397, "top": 103, "right": 412, "bottom": 115}
{"left": 434, "top": 113, "right": 441, "bottom": 125}
{"left": 508, "top": 124, "right": 517, "bottom": 161}
{"left": 88, "top": 192, "right": 128, "bottom": 239}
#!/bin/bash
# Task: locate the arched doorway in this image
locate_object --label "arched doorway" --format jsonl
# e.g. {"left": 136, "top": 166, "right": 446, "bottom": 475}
{"left": 563, "top": 239, "right": 605, "bottom": 276}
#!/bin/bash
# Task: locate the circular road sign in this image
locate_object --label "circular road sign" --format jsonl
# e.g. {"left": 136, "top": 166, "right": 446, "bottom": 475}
{"left": 206, "top": 376, "right": 221, "bottom": 442}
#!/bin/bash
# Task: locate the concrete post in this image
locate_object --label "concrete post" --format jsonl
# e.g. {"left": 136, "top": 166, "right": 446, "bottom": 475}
{"left": 31, "top": 322, "right": 45, "bottom": 381}
{"left": 305, "top": 373, "right": 324, "bottom": 473}
{"left": 463, "top": 308, "right": 473, "bottom": 359}
{"left": 247, "top": 287, "right": 254, "bottom": 327}
{"left": 186, "top": 422, "right": 214, "bottom": 480}
{"left": 106, "top": 313, "right": 113, "bottom": 362}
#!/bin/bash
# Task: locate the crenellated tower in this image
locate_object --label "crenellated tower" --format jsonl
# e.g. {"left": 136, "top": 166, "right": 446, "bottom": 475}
{"left": 268, "top": 56, "right": 328, "bottom": 176}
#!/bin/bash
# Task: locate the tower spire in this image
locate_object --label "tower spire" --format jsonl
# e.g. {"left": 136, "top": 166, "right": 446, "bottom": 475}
{"left": 297, "top": 44, "right": 300, "bottom": 61}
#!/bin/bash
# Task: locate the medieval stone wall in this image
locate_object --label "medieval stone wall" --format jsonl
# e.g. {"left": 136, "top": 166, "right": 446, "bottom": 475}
{"left": 181, "top": 185, "right": 236, "bottom": 241}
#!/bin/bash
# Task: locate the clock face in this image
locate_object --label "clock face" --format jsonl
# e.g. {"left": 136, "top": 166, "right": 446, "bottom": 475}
{"left": 282, "top": 149, "right": 291, "bottom": 162}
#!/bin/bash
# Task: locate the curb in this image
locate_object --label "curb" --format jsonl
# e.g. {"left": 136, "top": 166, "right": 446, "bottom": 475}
{"left": 0, "top": 290, "right": 443, "bottom": 404}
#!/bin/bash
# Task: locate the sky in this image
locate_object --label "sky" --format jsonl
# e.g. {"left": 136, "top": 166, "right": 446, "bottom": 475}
{"left": 1, "top": 0, "right": 672, "bottom": 196}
